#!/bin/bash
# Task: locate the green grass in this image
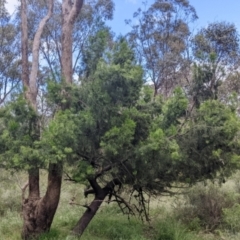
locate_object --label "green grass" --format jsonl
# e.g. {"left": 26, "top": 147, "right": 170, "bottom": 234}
{"left": 1, "top": 169, "right": 240, "bottom": 240}
{"left": 39, "top": 207, "right": 203, "bottom": 240}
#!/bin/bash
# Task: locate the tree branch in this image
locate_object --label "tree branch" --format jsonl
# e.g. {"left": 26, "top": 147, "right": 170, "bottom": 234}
{"left": 68, "top": 0, "right": 84, "bottom": 24}
{"left": 88, "top": 178, "right": 101, "bottom": 194}
{"left": 64, "top": 171, "right": 77, "bottom": 182}
{"left": 111, "top": 192, "right": 135, "bottom": 216}
{"left": 29, "top": 0, "right": 54, "bottom": 109}
{"left": 69, "top": 201, "right": 91, "bottom": 211}
{"left": 84, "top": 188, "right": 95, "bottom": 197}
{"left": 95, "top": 159, "right": 129, "bottom": 179}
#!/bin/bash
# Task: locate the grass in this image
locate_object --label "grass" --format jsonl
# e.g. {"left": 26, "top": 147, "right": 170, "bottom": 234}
{"left": 1, "top": 169, "right": 240, "bottom": 240}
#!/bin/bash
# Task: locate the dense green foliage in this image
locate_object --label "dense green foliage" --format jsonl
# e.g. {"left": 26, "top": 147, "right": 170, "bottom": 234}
{"left": 1, "top": 0, "right": 240, "bottom": 238}
{"left": 1, "top": 37, "right": 239, "bottom": 211}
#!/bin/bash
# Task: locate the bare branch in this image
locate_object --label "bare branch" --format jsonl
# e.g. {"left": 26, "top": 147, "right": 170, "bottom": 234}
{"left": 112, "top": 192, "right": 135, "bottom": 217}
{"left": 84, "top": 188, "right": 95, "bottom": 197}
{"left": 95, "top": 159, "right": 129, "bottom": 179}
{"left": 69, "top": 201, "right": 91, "bottom": 211}
{"left": 64, "top": 171, "right": 77, "bottom": 182}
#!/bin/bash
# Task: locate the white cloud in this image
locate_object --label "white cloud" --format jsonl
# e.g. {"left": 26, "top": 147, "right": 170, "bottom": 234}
{"left": 6, "top": 0, "right": 19, "bottom": 15}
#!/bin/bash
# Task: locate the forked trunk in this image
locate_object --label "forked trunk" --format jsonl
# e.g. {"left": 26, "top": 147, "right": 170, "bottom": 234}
{"left": 22, "top": 164, "right": 62, "bottom": 240}
{"left": 20, "top": 0, "right": 83, "bottom": 238}
{"left": 22, "top": 198, "right": 51, "bottom": 239}
{"left": 71, "top": 190, "right": 108, "bottom": 237}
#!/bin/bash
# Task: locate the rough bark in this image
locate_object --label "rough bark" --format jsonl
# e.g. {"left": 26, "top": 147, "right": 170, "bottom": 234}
{"left": 22, "top": 164, "right": 63, "bottom": 240}
{"left": 28, "top": 168, "right": 40, "bottom": 200}
{"left": 61, "top": 0, "right": 84, "bottom": 83}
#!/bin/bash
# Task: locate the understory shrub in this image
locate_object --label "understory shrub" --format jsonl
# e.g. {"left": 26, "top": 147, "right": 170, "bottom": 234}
{"left": 223, "top": 203, "right": 240, "bottom": 233}
{"left": 174, "top": 183, "right": 236, "bottom": 232}
{"left": 154, "top": 217, "right": 202, "bottom": 240}
{"left": 0, "top": 172, "right": 22, "bottom": 216}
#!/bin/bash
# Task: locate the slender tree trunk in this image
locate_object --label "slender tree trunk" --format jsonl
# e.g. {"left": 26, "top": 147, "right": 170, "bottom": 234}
{"left": 70, "top": 178, "right": 121, "bottom": 238}
{"left": 61, "top": 0, "right": 84, "bottom": 83}
{"left": 28, "top": 0, "right": 54, "bottom": 108}
{"left": 21, "top": 0, "right": 29, "bottom": 100}
{"left": 71, "top": 191, "right": 108, "bottom": 237}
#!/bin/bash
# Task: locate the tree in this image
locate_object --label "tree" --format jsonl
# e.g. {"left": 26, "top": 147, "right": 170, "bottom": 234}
{"left": 0, "top": 0, "right": 21, "bottom": 104}
{"left": 0, "top": 1, "right": 114, "bottom": 238}
{"left": 20, "top": 0, "right": 61, "bottom": 238}
{"left": 23, "top": 0, "right": 114, "bottom": 83}
{"left": 127, "top": 0, "right": 197, "bottom": 97}
{"left": 80, "top": 27, "right": 113, "bottom": 78}
{"left": 61, "top": 0, "right": 84, "bottom": 83}
{"left": 40, "top": 37, "right": 240, "bottom": 238}
{"left": 191, "top": 22, "right": 240, "bottom": 105}
{"left": 219, "top": 71, "right": 240, "bottom": 106}
{"left": 1, "top": 1, "right": 240, "bottom": 239}
{"left": 1, "top": 0, "right": 84, "bottom": 239}
{"left": 44, "top": 38, "right": 144, "bottom": 237}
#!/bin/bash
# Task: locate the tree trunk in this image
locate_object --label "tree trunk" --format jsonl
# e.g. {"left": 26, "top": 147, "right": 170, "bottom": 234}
{"left": 28, "top": 0, "right": 54, "bottom": 108}
{"left": 21, "top": 0, "right": 29, "bottom": 100}
{"left": 22, "top": 164, "right": 63, "bottom": 240}
{"left": 20, "top": 0, "right": 84, "bottom": 238}
{"left": 70, "top": 178, "right": 121, "bottom": 238}
{"left": 20, "top": 1, "right": 61, "bottom": 239}
{"left": 61, "top": 0, "right": 84, "bottom": 83}
{"left": 71, "top": 190, "right": 108, "bottom": 237}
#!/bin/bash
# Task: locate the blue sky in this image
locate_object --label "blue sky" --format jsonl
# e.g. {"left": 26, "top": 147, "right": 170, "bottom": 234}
{"left": 6, "top": 0, "right": 240, "bottom": 35}
{"left": 107, "top": 0, "right": 240, "bottom": 35}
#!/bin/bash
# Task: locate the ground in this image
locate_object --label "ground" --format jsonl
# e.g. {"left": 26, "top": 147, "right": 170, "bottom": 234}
{"left": 1, "top": 169, "right": 240, "bottom": 240}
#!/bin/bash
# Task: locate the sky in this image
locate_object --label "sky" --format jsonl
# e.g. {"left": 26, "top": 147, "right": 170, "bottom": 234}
{"left": 107, "top": 0, "right": 240, "bottom": 35}
{"left": 5, "top": 0, "right": 240, "bottom": 35}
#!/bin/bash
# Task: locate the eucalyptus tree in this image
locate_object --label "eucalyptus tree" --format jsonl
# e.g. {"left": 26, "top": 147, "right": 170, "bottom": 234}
{"left": 1, "top": 1, "right": 240, "bottom": 239}
{"left": 127, "top": 0, "right": 197, "bottom": 97}
{"left": 23, "top": 0, "right": 114, "bottom": 83}
{"left": 0, "top": 0, "right": 114, "bottom": 238}
{"left": 20, "top": 0, "right": 59, "bottom": 238}
{"left": 0, "top": 0, "right": 21, "bottom": 104}
{"left": 191, "top": 22, "right": 240, "bottom": 106}
{"left": 0, "top": 0, "right": 84, "bottom": 239}
{"left": 218, "top": 71, "right": 240, "bottom": 105}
